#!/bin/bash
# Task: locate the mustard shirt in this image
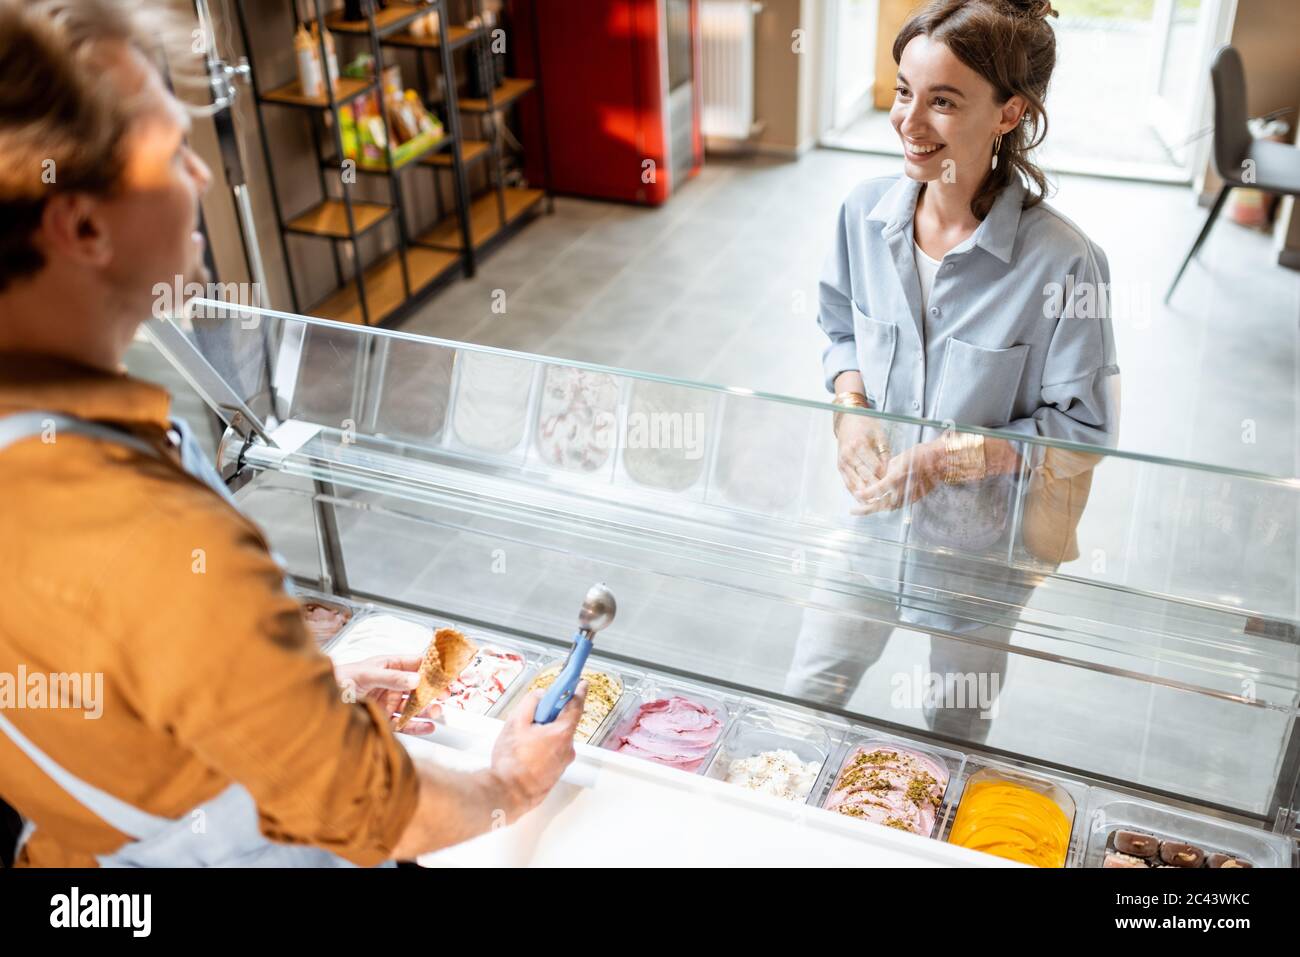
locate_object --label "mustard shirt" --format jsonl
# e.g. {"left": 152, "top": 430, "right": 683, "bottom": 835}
{"left": 0, "top": 354, "right": 418, "bottom": 867}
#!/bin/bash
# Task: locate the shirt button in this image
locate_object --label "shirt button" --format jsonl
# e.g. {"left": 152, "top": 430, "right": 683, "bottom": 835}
{"left": 929, "top": 306, "right": 940, "bottom": 317}
{"left": 910, "top": 400, "right": 921, "bottom": 411}
{"left": 942, "top": 262, "right": 953, "bottom": 271}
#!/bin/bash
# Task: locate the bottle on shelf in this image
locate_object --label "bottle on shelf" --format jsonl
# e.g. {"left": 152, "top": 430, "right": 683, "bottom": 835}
{"left": 311, "top": 22, "right": 340, "bottom": 93}
{"left": 294, "top": 23, "right": 324, "bottom": 98}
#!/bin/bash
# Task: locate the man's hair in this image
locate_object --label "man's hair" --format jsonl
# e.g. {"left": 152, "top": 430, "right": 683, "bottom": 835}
{"left": 0, "top": 0, "right": 190, "bottom": 292}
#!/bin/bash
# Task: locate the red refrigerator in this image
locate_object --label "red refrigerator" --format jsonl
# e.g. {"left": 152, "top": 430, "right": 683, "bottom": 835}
{"left": 508, "top": 0, "right": 703, "bottom": 205}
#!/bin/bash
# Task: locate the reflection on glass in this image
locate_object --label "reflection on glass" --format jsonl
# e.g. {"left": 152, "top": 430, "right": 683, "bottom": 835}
{"left": 291, "top": 324, "right": 363, "bottom": 426}
{"left": 452, "top": 350, "right": 534, "bottom": 453}
{"left": 623, "top": 380, "right": 714, "bottom": 491}
{"left": 786, "top": 426, "right": 1101, "bottom": 747}
{"left": 535, "top": 365, "right": 619, "bottom": 472}
{"left": 371, "top": 340, "right": 454, "bottom": 442}
{"left": 713, "top": 395, "right": 807, "bottom": 510}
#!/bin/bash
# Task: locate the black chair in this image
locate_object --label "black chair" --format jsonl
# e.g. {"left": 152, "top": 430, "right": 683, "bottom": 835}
{"left": 1166, "top": 45, "right": 1300, "bottom": 303}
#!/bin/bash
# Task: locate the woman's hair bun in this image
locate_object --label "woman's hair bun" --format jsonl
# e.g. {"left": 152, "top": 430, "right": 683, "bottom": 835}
{"left": 1007, "top": 0, "right": 1058, "bottom": 18}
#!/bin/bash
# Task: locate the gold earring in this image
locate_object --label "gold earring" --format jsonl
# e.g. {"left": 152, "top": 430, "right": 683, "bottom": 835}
{"left": 992, "top": 133, "right": 1003, "bottom": 170}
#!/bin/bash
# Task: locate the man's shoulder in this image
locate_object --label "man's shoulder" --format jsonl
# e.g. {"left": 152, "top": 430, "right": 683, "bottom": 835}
{"left": 0, "top": 429, "right": 264, "bottom": 566}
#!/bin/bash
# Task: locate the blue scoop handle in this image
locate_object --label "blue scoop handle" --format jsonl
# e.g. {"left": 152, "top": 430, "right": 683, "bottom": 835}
{"left": 533, "top": 630, "right": 593, "bottom": 724}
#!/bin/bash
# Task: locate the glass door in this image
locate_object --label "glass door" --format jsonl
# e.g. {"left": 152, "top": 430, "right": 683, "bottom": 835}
{"left": 1146, "top": 0, "right": 1218, "bottom": 167}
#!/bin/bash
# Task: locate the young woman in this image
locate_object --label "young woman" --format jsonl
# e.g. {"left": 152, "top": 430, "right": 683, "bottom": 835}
{"left": 787, "top": 0, "right": 1119, "bottom": 741}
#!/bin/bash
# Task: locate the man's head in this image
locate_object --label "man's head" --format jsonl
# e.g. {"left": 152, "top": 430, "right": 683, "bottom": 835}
{"left": 0, "top": 0, "right": 211, "bottom": 369}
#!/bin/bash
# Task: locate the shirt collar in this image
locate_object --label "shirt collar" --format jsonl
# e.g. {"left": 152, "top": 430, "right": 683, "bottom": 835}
{"left": 866, "top": 175, "right": 1025, "bottom": 264}
{"left": 0, "top": 352, "right": 172, "bottom": 430}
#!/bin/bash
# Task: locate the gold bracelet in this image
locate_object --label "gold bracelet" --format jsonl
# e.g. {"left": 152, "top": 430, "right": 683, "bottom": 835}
{"left": 831, "top": 392, "right": 870, "bottom": 439}
{"left": 832, "top": 391, "right": 871, "bottom": 409}
{"left": 942, "top": 432, "right": 987, "bottom": 484}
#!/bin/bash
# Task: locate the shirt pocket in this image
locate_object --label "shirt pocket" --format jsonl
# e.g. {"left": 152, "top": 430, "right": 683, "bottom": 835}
{"left": 933, "top": 337, "right": 1029, "bottom": 428}
{"left": 851, "top": 302, "right": 897, "bottom": 409}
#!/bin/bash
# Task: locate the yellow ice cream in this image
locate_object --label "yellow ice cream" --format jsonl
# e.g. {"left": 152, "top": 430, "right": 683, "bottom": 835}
{"left": 949, "top": 779, "right": 1072, "bottom": 867}
{"left": 526, "top": 665, "right": 622, "bottom": 741}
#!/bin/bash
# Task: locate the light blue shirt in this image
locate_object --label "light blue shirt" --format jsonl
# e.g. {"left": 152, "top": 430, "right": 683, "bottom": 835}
{"left": 819, "top": 174, "right": 1120, "bottom": 447}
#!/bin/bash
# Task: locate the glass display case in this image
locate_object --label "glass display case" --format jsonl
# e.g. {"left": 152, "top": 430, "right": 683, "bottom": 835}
{"left": 146, "top": 299, "right": 1300, "bottom": 867}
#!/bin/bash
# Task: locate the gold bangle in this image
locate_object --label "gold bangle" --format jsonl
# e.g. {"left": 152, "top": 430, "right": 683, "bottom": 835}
{"left": 831, "top": 392, "right": 870, "bottom": 439}
{"left": 831, "top": 391, "right": 871, "bottom": 409}
{"left": 942, "top": 432, "right": 987, "bottom": 484}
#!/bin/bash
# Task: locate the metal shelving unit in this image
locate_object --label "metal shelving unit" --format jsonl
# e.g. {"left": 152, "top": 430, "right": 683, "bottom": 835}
{"left": 232, "top": 0, "right": 550, "bottom": 326}
{"left": 402, "top": 0, "right": 552, "bottom": 265}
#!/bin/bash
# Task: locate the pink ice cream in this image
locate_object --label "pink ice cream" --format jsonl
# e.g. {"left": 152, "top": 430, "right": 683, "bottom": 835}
{"left": 442, "top": 649, "right": 525, "bottom": 715}
{"left": 612, "top": 696, "right": 724, "bottom": 772}
{"left": 824, "top": 746, "right": 949, "bottom": 836}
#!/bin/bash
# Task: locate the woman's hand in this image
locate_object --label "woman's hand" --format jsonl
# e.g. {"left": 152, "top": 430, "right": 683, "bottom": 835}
{"left": 851, "top": 439, "right": 947, "bottom": 515}
{"left": 836, "top": 412, "right": 893, "bottom": 505}
{"left": 336, "top": 655, "right": 443, "bottom": 735}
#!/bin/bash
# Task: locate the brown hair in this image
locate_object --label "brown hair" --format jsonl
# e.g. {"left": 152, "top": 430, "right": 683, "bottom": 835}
{"left": 893, "top": 0, "right": 1059, "bottom": 220}
{"left": 0, "top": 0, "right": 189, "bottom": 292}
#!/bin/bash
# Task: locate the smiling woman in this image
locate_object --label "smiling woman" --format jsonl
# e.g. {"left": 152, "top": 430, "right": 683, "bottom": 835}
{"left": 790, "top": 0, "right": 1121, "bottom": 736}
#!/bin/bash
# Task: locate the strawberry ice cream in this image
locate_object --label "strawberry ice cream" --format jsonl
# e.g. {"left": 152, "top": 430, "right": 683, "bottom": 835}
{"left": 611, "top": 696, "right": 724, "bottom": 772}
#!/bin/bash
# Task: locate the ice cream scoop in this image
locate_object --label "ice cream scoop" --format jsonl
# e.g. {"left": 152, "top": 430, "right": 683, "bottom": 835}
{"left": 534, "top": 583, "right": 617, "bottom": 725}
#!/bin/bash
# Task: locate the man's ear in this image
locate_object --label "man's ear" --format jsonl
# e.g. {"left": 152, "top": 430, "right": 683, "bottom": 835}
{"left": 39, "top": 193, "right": 113, "bottom": 268}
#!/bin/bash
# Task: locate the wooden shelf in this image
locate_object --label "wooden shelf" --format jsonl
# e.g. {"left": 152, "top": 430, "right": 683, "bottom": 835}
{"left": 323, "top": 1, "right": 427, "bottom": 38}
{"left": 414, "top": 187, "right": 544, "bottom": 251}
{"left": 383, "top": 24, "right": 481, "bottom": 50}
{"left": 421, "top": 139, "right": 490, "bottom": 168}
{"left": 459, "top": 77, "right": 535, "bottom": 113}
{"left": 312, "top": 246, "right": 460, "bottom": 326}
{"left": 261, "top": 76, "right": 374, "bottom": 109}
{"left": 285, "top": 199, "right": 393, "bottom": 238}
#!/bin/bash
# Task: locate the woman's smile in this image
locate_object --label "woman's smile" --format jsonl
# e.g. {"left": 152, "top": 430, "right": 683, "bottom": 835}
{"left": 904, "top": 138, "right": 946, "bottom": 160}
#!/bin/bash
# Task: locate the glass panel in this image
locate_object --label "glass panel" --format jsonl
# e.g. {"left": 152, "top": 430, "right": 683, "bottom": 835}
{"left": 155, "top": 302, "right": 1300, "bottom": 819}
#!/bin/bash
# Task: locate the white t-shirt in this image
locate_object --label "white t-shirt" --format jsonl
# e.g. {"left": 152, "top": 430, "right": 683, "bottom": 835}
{"left": 913, "top": 240, "right": 942, "bottom": 318}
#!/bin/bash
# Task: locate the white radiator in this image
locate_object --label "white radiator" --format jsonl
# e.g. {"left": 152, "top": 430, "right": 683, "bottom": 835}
{"left": 700, "top": 0, "right": 758, "bottom": 140}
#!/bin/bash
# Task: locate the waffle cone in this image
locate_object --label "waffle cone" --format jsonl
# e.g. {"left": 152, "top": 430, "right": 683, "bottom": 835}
{"left": 394, "top": 627, "right": 478, "bottom": 730}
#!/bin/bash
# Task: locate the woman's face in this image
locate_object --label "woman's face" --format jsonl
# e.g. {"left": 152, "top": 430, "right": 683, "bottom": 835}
{"left": 890, "top": 35, "right": 1024, "bottom": 187}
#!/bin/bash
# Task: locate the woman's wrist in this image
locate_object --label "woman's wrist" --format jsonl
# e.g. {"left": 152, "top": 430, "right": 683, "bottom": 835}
{"left": 941, "top": 431, "right": 988, "bottom": 484}
{"left": 831, "top": 391, "right": 871, "bottom": 439}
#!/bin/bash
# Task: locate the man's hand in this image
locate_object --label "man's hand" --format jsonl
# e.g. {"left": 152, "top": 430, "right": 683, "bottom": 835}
{"left": 335, "top": 655, "right": 442, "bottom": 736}
{"left": 390, "top": 682, "right": 587, "bottom": 861}
{"left": 837, "top": 412, "right": 892, "bottom": 504}
{"left": 487, "top": 683, "right": 587, "bottom": 822}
